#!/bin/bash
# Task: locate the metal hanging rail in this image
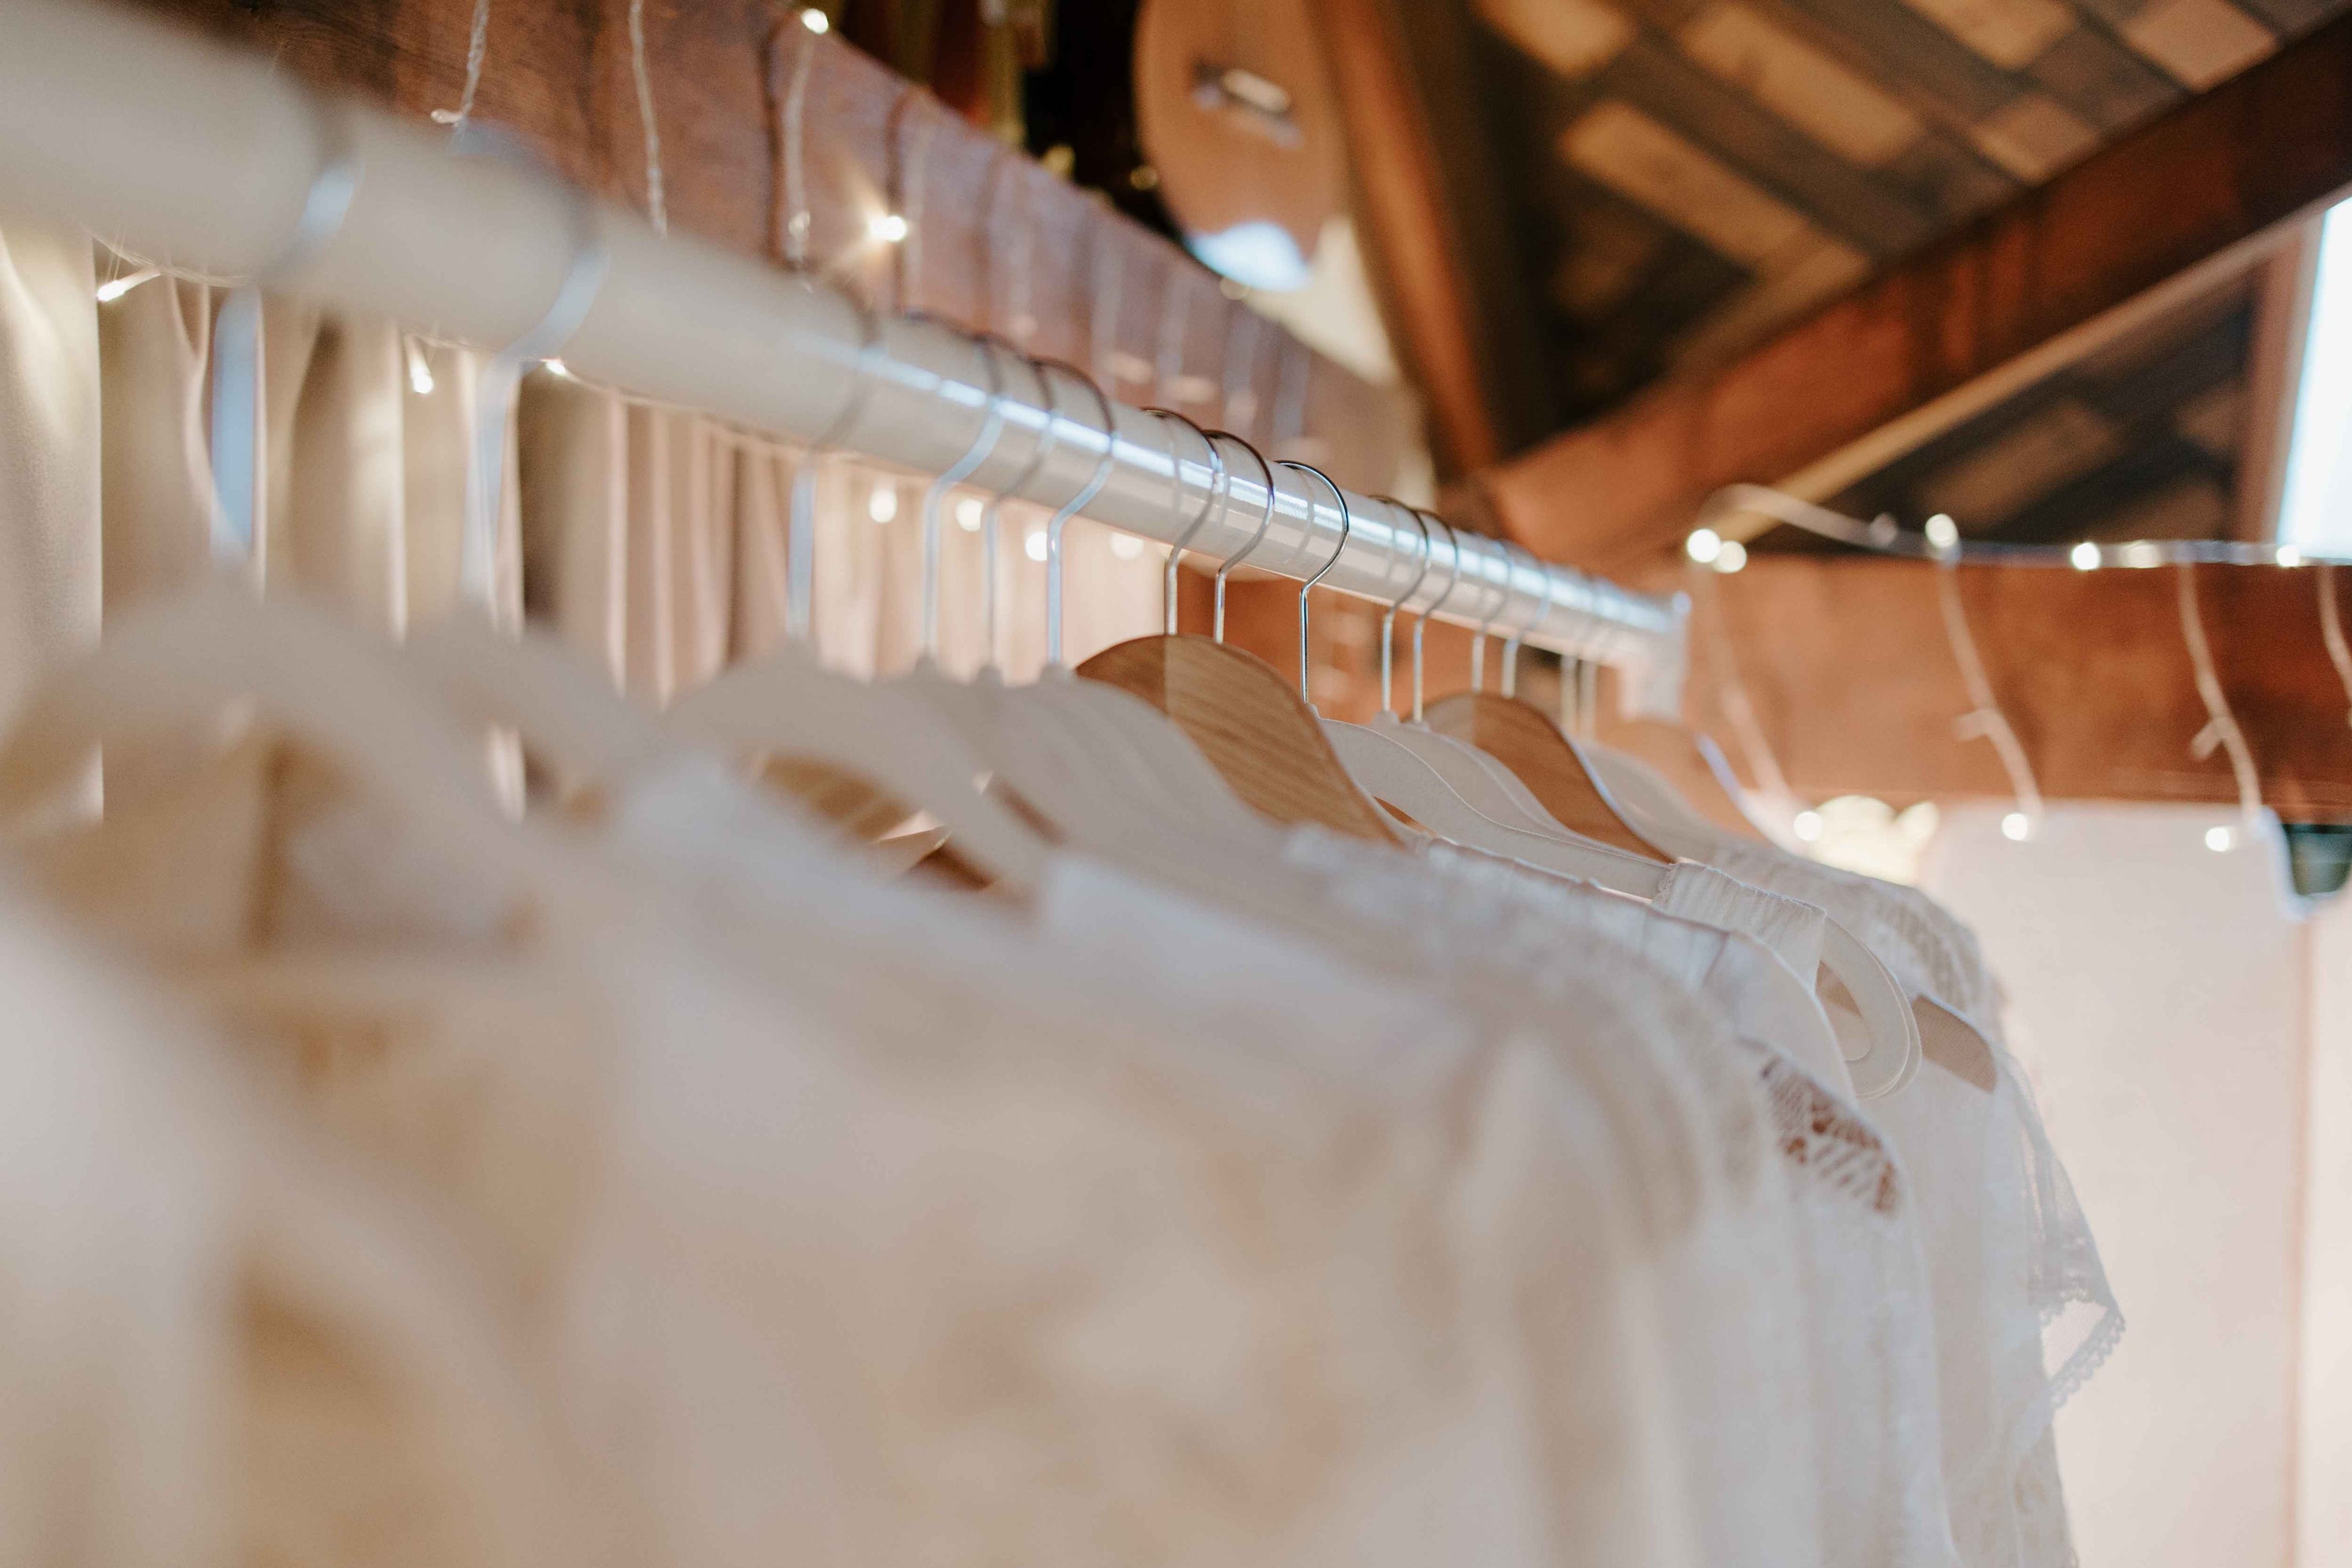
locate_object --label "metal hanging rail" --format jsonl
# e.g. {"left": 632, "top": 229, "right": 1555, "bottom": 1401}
{"left": 0, "top": 0, "right": 1686, "bottom": 709}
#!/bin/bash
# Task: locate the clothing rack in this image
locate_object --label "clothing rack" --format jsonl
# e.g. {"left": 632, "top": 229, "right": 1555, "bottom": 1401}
{"left": 0, "top": 0, "right": 1686, "bottom": 712}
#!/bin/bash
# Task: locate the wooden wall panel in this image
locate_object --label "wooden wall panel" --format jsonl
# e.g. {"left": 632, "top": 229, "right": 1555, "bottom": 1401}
{"left": 114, "top": 0, "right": 1414, "bottom": 491}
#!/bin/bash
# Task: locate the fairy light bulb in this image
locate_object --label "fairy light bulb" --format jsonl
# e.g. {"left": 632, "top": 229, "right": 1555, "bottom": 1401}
{"left": 94, "top": 267, "right": 158, "bottom": 303}
{"left": 799, "top": 6, "right": 829, "bottom": 32}
{"left": 2070, "top": 541, "right": 2101, "bottom": 571}
{"left": 1924, "top": 514, "right": 1959, "bottom": 552}
{"left": 1109, "top": 532, "right": 1145, "bottom": 559}
{"left": 2001, "top": 811, "right": 2032, "bottom": 842}
{"left": 1685, "top": 528, "right": 1723, "bottom": 565}
{"left": 954, "top": 496, "right": 983, "bottom": 532}
{"left": 1713, "top": 539, "right": 1748, "bottom": 574}
{"left": 866, "top": 484, "right": 899, "bottom": 524}
{"left": 1024, "top": 528, "right": 1049, "bottom": 562}
{"left": 2205, "top": 825, "right": 2236, "bottom": 853}
{"left": 867, "top": 212, "right": 909, "bottom": 245}
{"left": 1793, "top": 810, "right": 1823, "bottom": 843}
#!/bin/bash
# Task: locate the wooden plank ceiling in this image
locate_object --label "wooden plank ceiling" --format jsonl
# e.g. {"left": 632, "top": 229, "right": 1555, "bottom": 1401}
{"left": 1418, "top": 0, "right": 2346, "bottom": 435}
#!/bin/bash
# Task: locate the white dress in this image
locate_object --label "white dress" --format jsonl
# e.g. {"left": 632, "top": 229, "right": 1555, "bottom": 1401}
{"left": 1708, "top": 839, "right": 2119, "bottom": 1568}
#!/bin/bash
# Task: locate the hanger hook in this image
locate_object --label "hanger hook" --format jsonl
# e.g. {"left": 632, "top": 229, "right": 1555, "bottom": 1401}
{"left": 1275, "top": 461, "right": 1352, "bottom": 708}
{"left": 786, "top": 293, "right": 884, "bottom": 643}
{"left": 1028, "top": 356, "right": 1118, "bottom": 671}
{"left": 1145, "top": 406, "right": 1225, "bottom": 635}
{"left": 445, "top": 124, "right": 613, "bottom": 617}
{"left": 210, "top": 95, "right": 362, "bottom": 568}
{"left": 912, "top": 319, "right": 1009, "bottom": 666}
{"left": 958, "top": 335, "right": 1060, "bottom": 679}
{"left": 1412, "top": 511, "right": 1463, "bottom": 724}
{"left": 1468, "top": 530, "right": 1515, "bottom": 695}
{"left": 1501, "top": 541, "right": 1552, "bottom": 699}
{"left": 1374, "top": 499, "right": 1432, "bottom": 720}
{"left": 1206, "top": 429, "right": 1278, "bottom": 644}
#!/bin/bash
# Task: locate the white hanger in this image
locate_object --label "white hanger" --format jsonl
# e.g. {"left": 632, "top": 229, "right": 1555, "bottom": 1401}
{"left": 661, "top": 323, "right": 1053, "bottom": 894}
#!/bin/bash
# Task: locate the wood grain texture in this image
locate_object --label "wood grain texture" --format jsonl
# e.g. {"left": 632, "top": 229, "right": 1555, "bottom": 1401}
{"left": 1076, "top": 634, "right": 1400, "bottom": 840}
{"left": 1425, "top": 691, "right": 1671, "bottom": 854}
{"left": 1305, "top": 0, "right": 1562, "bottom": 472}
{"left": 113, "top": 0, "right": 1413, "bottom": 492}
{"left": 1668, "top": 557, "right": 2352, "bottom": 814}
{"left": 1481, "top": 7, "right": 2352, "bottom": 572}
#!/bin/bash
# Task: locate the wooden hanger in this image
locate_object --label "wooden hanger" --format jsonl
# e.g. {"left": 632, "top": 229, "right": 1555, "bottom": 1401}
{"left": 1076, "top": 434, "right": 1399, "bottom": 844}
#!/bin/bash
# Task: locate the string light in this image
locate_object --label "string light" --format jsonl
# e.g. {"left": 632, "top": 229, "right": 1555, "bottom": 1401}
{"left": 1110, "top": 532, "right": 1145, "bottom": 559}
{"left": 1792, "top": 809, "right": 1824, "bottom": 843}
{"left": 866, "top": 484, "right": 898, "bottom": 524}
{"left": 953, "top": 496, "right": 982, "bottom": 532}
{"left": 867, "top": 212, "right": 909, "bottom": 245}
{"left": 94, "top": 267, "right": 158, "bottom": 303}
{"left": 2002, "top": 811, "right": 2033, "bottom": 842}
{"left": 2206, "top": 825, "right": 2237, "bottom": 853}
{"left": 798, "top": 6, "right": 829, "bottom": 32}
{"left": 1024, "top": 527, "right": 1049, "bottom": 562}
{"left": 404, "top": 338, "right": 436, "bottom": 396}
{"left": 1699, "top": 485, "right": 2333, "bottom": 570}
{"left": 1713, "top": 538, "right": 1748, "bottom": 574}
{"left": 543, "top": 358, "right": 572, "bottom": 379}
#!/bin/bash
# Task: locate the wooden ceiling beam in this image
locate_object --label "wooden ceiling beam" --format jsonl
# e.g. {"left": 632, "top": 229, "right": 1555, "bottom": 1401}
{"left": 1652, "top": 557, "right": 2352, "bottom": 815}
{"left": 1480, "top": 9, "right": 2352, "bottom": 572}
{"left": 1304, "top": 0, "right": 1559, "bottom": 475}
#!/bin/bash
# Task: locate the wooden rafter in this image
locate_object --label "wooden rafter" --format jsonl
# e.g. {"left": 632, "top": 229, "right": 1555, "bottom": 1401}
{"left": 1479, "top": 8, "right": 2352, "bottom": 571}
{"left": 1304, "top": 0, "right": 1558, "bottom": 474}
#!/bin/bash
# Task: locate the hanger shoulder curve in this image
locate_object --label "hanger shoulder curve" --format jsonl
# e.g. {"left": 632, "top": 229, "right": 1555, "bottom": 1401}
{"left": 1076, "top": 636, "right": 1399, "bottom": 844}
{"left": 1425, "top": 691, "right": 1668, "bottom": 860}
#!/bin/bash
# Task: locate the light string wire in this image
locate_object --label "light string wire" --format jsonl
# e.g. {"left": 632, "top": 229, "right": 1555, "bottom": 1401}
{"left": 431, "top": 0, "right": 495, "bottom": 129}
{"left": 1699, "top": 481, "right": 2318, "bottom": 568}
{"left": 1936, "top": 558, "right": 2045, "bottom": 826}
{"left": 627, "top": 0, "right": 666, "bottom": 234}
{"left": 2177, "top": 563, "right": 2266, "bottom": 830}
{"left": 2319, "top": 566, "right": 2352, "bottom": 730}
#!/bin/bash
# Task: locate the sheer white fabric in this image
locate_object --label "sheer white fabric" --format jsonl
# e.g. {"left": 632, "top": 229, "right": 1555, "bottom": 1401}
{"left": 1708, "top": 840, "right": 2119, "bottom": 1568}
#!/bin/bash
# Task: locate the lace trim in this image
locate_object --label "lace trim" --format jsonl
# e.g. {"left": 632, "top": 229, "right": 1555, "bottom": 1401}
{"left": 1758, "top": 1055, "right": 1901, "bottom": 1217}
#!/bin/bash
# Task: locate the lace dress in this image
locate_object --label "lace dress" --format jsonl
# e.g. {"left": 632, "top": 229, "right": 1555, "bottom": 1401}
{"left": 1707, "top": 840, "right": 2120, "bottom": 1568}
{"left": 1373, "top": 839, "right": 1960, "bottom": 1568}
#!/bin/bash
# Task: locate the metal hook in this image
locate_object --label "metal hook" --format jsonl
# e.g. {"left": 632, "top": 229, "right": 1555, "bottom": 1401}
{"left": 966, "top": 335, "right": 1060, "bottom": 677}
{"left": 1029, "top": 356, "right": 1118, "bottom": 671}
{"left": 1501, "top": 542, "right": 1551, "bottom": 699}
{"left": 1374, "top": 499, "right": 1432, "bottom": 720}
{"left": 787, "top": 294, "right": 884, "bottom": 642}
{"left": 441, "top": 124, "right": 613, "bottom": 614}
{"left": 1276, "top": 462, "right": 1352, "bottom": 707}
{"left": 1206, "top": 429, "right": 1278, "bottom": 644}
{"left": 1411, "top": 511, "right": 1464, "bottom": 724}
{"left": 911, "top": 326, "right": 1010, "bottom": 664}
{"left": 1145, "top": 406, "right": 1226, "bottom": 635}
{"left": 210, "top": 96, "right": 361, "bottom": 566}
{"left": 1468, "top": 532, "right": 1512, "bottom": 695}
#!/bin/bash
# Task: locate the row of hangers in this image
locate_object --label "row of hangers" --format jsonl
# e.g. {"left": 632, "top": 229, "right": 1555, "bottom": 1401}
{"left": 44, "top": 94, "right": 1923, "bottom": 1098}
